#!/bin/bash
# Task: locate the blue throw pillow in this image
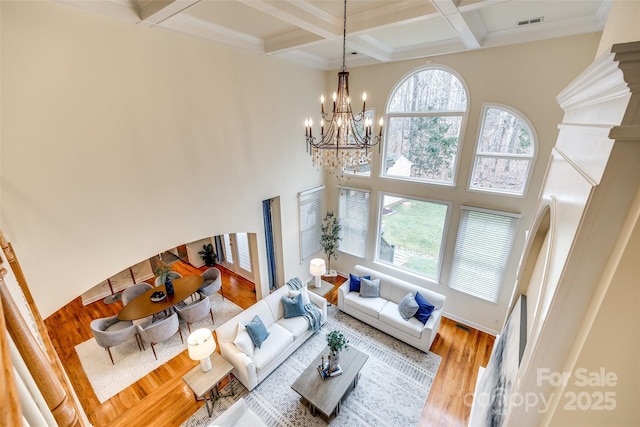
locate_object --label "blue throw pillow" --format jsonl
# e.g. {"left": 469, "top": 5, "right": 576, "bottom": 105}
{"left": 245, "top": 315, "right": 270, "bottom": 348}
{"left": 349, "top": 274, "right": 371, "bottom": 292}
{"left": 282, "top": 293, "right": 305, "bottom": 318}
{"left": 414, "top": 292, "right": 435, "bottom": 324}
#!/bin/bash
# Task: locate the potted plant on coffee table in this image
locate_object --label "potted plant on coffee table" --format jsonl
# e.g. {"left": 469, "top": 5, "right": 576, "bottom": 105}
{"left": 326, "top": 330, "right": 348, "bottom": 373}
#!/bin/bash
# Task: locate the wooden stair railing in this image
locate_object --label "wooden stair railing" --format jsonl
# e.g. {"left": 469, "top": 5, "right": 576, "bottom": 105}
{"left": 0, "top": 230, "right": 84, "bottom": 426}
{"left": 0, "top": 267, "right": 22, "bottom": 426}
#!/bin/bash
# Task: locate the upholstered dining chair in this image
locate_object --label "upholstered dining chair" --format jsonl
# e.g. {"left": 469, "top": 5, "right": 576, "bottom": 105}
{"left": 137, "top": 312, "right": 182, "bottom": 360}
{"left": 90, "top": 315, "right": 142, "bottom": 364}
{"left": 154, "top": 271, "right": 183, "bottom": 287}
{"left": 121, "top": 282, "right": 153, "bottom": 305}
{"left": 199, "top": 267, "right": 223, "bottom": 300}
{"left": 175, "top": 295, "right": 214, "bottom": 333}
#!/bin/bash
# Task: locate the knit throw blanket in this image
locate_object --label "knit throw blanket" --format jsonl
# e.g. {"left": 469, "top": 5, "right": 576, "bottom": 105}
{"left": 286, "top": 277, "right": 322, "bottom": 332}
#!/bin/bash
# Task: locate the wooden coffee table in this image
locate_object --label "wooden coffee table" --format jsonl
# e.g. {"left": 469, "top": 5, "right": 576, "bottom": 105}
{"left": 291, "top": 346, "right": 368, "bottom": 420}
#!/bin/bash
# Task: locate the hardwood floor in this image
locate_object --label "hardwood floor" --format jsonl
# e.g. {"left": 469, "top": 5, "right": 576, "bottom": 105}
{"left": 45, "top": 264, "right": 493, "bottom": 426}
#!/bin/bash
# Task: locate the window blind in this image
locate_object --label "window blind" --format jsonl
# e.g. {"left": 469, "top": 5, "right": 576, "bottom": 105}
{"left": 338, "top": 187, "right": 370, "bottom": 258}
{"left": 298, "top": 186, "right": 324, "bottom": 262}
{"left": 449, "top": 206, "right": 519, "bottom": 302}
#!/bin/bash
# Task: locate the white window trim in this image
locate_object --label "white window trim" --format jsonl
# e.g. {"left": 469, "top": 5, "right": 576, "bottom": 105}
{"left": 468, "top": 103, "right": 538, "bottom": 198}
{"left": 374, "top": 191, "right": 452, "bottom": 282}
{"left": 382, "top": 64, "right": 470, "bottom": 187}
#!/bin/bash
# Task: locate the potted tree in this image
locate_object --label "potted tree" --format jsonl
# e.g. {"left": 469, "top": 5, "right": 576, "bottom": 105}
{"left": 320, "top": 211, "right": 341, "bottom": 275}
{"left": 198, "top": 243, "right": 217, "bottom": 267}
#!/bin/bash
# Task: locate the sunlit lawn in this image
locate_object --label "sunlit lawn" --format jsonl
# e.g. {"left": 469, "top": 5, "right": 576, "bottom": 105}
{"left": 381, "top": 198, "right": 447, "bottom": 277}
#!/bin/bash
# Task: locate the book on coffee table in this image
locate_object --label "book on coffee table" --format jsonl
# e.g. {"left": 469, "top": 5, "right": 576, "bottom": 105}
{"left": 317, "top": 364, "right": 342, "bottom": 380}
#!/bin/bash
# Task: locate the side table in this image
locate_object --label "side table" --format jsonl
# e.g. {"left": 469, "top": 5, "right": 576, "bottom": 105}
{"left": 182, "top": 352, "right": 235, "bottom": 417}
{"left": 308, "top": 280, "right": 334, "bottom": 305}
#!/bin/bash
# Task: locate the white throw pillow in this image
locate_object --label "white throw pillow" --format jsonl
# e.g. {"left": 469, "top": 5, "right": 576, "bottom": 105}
{"left": 288, "top": 285, "right": 311, "bottom": 306}
{"left": 234, "top": 323, "right": 254, "bottom": 357}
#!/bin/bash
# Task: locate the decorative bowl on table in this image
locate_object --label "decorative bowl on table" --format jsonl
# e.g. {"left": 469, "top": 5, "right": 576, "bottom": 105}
{"left": 150, "top": 291, "right": 166, "bottom": 302}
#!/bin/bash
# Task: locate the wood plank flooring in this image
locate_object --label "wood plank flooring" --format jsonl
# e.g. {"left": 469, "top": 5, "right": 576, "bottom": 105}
{"left": 45, "top": 264, "right": 493, "bottom": 426}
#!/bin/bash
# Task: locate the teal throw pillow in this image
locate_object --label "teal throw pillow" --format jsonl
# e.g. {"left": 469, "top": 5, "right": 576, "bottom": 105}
{"left": 245, "top": 315, "right": 270, "bottom": 348}
{"left": 282, "top": 293, "right": 305, "bottom": 318}
{"left": 359, "top": 277, "right": 381, "bottom": 298}
{"left": 398, "top": 292, "right": 419, "bottom": 320}
{"left": 414, "top": 292, "right": 435, "bottom": 324}
{"left": 349, "top": 274, "right": 371, "bottom": 292}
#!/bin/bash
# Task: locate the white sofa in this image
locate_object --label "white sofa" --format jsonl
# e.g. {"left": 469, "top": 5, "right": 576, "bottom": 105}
{"left": 337, "top": 264, "right": 445, "bottom": 352}
{"left": 209, "top": 398, "right": 265, "bottom": 427}
{"left": 216, "top": 283, "right": 327, "bottom": 391}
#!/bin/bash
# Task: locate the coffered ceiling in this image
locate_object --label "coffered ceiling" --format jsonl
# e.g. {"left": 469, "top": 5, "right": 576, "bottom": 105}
{"left": 60, "top": 0, "right": 611, "bottom": 70}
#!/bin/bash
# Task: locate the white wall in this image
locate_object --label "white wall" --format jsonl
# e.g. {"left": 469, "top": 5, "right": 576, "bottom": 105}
{"left": 0, "top": 1, "right": 325, "bottom": 317}
{"left": 325, "top": 34, "right": 600, "bottom": 333}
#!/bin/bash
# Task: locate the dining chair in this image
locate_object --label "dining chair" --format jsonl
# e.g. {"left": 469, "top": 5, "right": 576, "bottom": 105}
{"left": 175, "top": 295, "right": 214, "bottom": 333}
{"left": 121, "top": 282, "right": 153, "bottom": 305}
{"left": 137, "top": 312, "right": 182, "bottom": 360}
{"left": 199, "top": 267, "right": 223, "bottom": 300}
{"left": 90, "top": 315, "right": 142, "bottom": 364}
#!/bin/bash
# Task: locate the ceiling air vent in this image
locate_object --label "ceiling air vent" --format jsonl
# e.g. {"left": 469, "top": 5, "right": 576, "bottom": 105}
{"left": 518, "top": 16, "right": 544, "bottom": 26}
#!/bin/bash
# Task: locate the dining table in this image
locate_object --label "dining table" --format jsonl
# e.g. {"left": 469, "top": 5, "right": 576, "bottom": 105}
{"left": 117, "top": 275, "right": 204, "bottom": 321}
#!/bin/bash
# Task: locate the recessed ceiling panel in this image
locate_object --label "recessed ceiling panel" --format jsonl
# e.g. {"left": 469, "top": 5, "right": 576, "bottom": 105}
{"left": 367, "top": 16, "right": 457, "bottom": 49}
{"left": 183, "top": 0, "right": 297, "bottom": 39}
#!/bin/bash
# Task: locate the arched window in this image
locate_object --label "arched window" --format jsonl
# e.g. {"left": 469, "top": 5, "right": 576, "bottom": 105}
{"left": 383, "top": 67, "right": 468, "bottom": 184}
{"left": 470, "top": 104, "right": 536, "bottom": 195}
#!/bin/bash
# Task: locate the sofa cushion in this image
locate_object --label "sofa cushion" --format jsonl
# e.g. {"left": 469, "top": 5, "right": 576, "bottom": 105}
{"left": 277, "top": 315, "right": 310, "bottom": 339}
{"left": 359, "top": 277, "right": 381, "bottom": 298}
{"left": 397, "top": 292, "right": 419, "bottom": 320}
{"left": 379, "top": 301, "right": 424, "bottom": 338}
{"left": 252, "top": 323, "right": 294, "bottom": 373}
{"left": 233, "top": 323, "right": 255, "bottom": 357}
{"left": 344, "top": 292, "right": 387, "bottom": 318}
{"left": 246, "top": 315, "right": 270, "bottom": 349}
{"left": 349, "top": 274, "right": 371, "bottom": 292}
{"left": 263, "top": 286, "right": 290, "bottom": 322}
{"left": 414, "top": 292, "right": 435, "bottom": 324}
{"left": 282, "top": 293, "right": 305, "bottom": 318}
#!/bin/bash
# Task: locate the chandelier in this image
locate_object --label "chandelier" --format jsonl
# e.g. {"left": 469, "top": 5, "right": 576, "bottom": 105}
{"left": 304, "top": 0, "right": 383, "bottom": 182}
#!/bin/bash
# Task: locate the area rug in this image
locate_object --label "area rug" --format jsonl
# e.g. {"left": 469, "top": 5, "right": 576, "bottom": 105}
{"left": 75, "top": 297, "right": 243, "bottom": 403}
{"left": 182, "top": 308, "right": 442, "bottom": 426}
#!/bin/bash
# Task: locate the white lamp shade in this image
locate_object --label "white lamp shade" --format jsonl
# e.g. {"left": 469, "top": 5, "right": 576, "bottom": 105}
{"left": 309, "top": 258, "right": 326, "bottom": 277}
{"left": 187, "top": 328, "right": 216, "bottom": 362}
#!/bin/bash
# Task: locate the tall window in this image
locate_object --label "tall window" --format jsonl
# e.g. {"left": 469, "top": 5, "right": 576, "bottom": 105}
{"left": 470, "top": 105, "right": 535, "bottom": 195}
{"left": 377, "top": 194, "right": 449, "bottom": 280}
{"left": 449, "top": 206, "right": 520, "bottom": 302}
{"left": 338, "top": 187, "right": 370, "bottom": 258}
{"left": 298, "top": 186, "right": 324, "bottom": 262}
{"left": 384, "top": 67, "right": 468, "bottom": 184}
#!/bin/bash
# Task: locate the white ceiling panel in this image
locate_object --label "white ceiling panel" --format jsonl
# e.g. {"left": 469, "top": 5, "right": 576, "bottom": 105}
{"left": 60, "top": 0, "right": 611, "bottom": 70}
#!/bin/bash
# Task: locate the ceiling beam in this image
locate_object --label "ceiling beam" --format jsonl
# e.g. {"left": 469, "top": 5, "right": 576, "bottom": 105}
{"left": 432, "top": 0, "right": 485, "bottom": 50}
{"left": 133, "top": 0, "right": 201, "bottom": 27}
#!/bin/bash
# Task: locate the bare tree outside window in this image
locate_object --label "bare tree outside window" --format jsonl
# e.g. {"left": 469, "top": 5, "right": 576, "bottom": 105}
{"left": 470, "top": 105, "right": 535, "bottom": 195}
{"left": 384, "top": 68, "right": 468, "bottom": 184}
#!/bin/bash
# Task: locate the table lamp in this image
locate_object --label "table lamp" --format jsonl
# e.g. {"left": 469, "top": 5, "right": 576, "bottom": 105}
{"left": 187, "top": 328, "right": 216, "bottom": 372}
{"left": 309, "top": 258, "right": 326, "bottom": 288}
